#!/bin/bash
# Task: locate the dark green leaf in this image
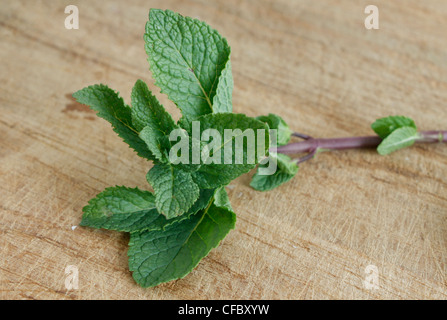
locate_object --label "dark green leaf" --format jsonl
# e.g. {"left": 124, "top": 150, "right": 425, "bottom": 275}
{"left": 73, "top": 84, "right": 155, "bottom": 160}
{"left": 372, "top": 116, "right": 417, "bottom": 139}
{"left": 128, "top": 203, "right": 236, "bottom": 288}
{"left": 146, "top": 164, "right": 200, "bottom": 218}
{"left": 145, "top": 9, "right": 232, "bottom": 124}
{"left": 131, "top": 79, "right": 171, "bottom": 132}
{"left": 80, "top": 187, "right": 214, "bottom": 233}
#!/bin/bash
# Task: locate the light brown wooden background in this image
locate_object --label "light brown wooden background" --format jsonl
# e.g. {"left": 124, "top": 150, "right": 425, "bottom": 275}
{"left": 1, "top": 0, "right": 447, "bottom": 299}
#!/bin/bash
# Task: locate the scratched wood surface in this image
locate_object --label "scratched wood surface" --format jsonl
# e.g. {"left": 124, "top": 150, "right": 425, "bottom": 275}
{"left": 1, "top": 0, "right": 447, "bottom": 300}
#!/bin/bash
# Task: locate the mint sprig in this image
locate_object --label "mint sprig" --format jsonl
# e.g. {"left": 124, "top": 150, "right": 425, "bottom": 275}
{"left": 74, "top": 9, "right": 446, "bottom": 288}
{"left": 74, "top": 9, "right": 261, "bottom": 288}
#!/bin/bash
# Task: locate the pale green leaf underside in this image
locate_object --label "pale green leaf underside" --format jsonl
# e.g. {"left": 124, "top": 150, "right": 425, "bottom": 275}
{"left": 212, "top": 59, "right": 233, "bottom": 113}
{"left": 128, "top": 203, "right": 236, "bottom": 288}
{"left": 250, "top": 153, "right": 298, "bottom": 191}
{"left": 139, "top": 126, "right": 166, "bottom": 162}
{"left": 256, "top": 113, "right": 292, "bottom": 146}
{"left": 146, "top": 164, "right": 200, "bottom": 218}
{"left": 213, "top": 186, "right": 233, "bottom": 211}
{"left": 145, "top": 9, "right": 232, "bottom": 123}
{"left": 372, "top": 115, "right": 417, "bottom": 139}
{"left": 377, "top": 126, "right": 419, "bottom": 155}
{"left": 72, "top": 84, "right": 155, "bottom": 160}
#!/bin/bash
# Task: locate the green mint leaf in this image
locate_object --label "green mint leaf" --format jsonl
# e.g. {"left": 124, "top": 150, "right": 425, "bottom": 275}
{"left": 131, "top": 79, "right": 174, "bottom": 132}
{"left": 250, "top": 153, "right": 299, "bottom": 191}
{"left": 371, "top": 115, "right": 417, "bottom": 139}
{"left": 191, "top": 113, "right": 269, "bottom": 189}
{"left": 132, "top": 79, "right": 178, "bottom": 162}
{"left": 73, "top": 84, "right": 155, "bottom": 160}
{"left": 212, "top": 60, "right": 233, "bottom": 113}
{"left": 139, "top": 116, "right": 178, "bottom": 163}
{"left": 145, "top": 9, "right": 232, "bottom": 123}
{"left": 152, "top": 188, "right": 215, "bottom": 231}
{"left": 146, "top": 163, "right": 200, "bottom": 218}
{"left": 213, "top": 186, "right": 233, "bottom": 211}
{"left": 159, "top": 130, "right": 202, "bottom": 172}
{"left": 377, "top": 126, "right": 419, "bottom": 155}
{"left": 256, "top": 113, "right": 292, "bottom": 146}
{"left": 80, "top": 187, "right": 214, "bottom": 233}
{"left": 139, "top": 126, "right": 167, "bottom": 162}
{"left": 128, "top": 202, "right": 236, "bottom": 288}
{"left": 80, "top": 186, "right": 156, "bottom": 231}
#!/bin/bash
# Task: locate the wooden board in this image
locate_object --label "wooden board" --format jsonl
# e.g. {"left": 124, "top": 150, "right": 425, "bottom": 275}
{"left": 1, "top": 0, "right": 447, "bottom": 299}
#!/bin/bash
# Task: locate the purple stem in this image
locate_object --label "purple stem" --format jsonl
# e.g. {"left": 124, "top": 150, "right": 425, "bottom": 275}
{"left": 275, "top": 130, "right": 447, "bottom": 155}
{"left": 418, "top": 131, "right": 447, "bottom": 143}
{"left": 292, "top": 132, "right": 313, "bottom": 140}
{"left": 295, "top": 148, "right": 317, "bottom": 164}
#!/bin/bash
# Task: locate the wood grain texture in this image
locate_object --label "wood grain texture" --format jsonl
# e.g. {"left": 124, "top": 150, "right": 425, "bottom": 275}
{"left": 1, "top": 0, "right": 447, "bottom": 299}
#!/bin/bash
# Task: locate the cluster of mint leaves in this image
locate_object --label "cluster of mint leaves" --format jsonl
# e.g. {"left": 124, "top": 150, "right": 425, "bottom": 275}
{"left": 73, "top": 9, "right": 298, "bottom": 288}
{"left": 73, "top": 9, "right": 427, "bottom": 288}
{"left": 371, "top": 115, "right": 419, "bottom": 155}
{"left": 250, "top": 114, "right": 298, "bottom": 191}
